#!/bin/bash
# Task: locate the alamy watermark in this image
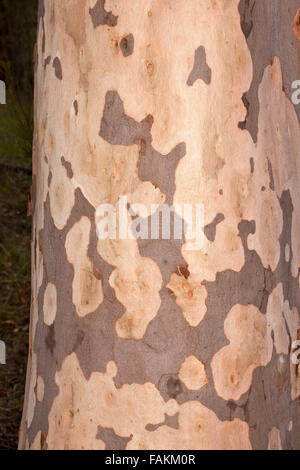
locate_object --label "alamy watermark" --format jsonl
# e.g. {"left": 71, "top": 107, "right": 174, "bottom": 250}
{"left": 96, "top": 196, "right": 205, "bottom": 251}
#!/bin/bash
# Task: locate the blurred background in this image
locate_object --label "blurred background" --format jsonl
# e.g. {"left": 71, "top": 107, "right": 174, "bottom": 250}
{"left": 0, "top": 0, "right": 37, "bottom": 450}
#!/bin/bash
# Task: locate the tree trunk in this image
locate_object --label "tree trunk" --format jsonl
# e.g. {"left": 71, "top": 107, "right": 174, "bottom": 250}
{"left": 20, "top": 0, "right": 300, "bottom": 450}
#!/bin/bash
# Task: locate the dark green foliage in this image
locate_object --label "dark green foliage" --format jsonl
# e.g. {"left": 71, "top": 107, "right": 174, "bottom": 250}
{"left": 0, "top": 0, "right": 37, "bottom": 450}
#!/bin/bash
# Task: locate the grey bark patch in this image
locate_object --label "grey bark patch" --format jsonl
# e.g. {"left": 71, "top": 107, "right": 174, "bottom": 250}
{"left": 96, "top": 427, "right": 132, "bottom": 449}
{"left": 44, "top": 56, "right": 51, "bottom": 69}
{"left": 120, "top": 34, "right": 134, "bottom": 57}
{"left": 89, "top": 0, "right": 118, "bottom": 28}
{"left": 240, "top": 0, "right": 254, "bottom": 38}
{"left": 38, "top": 0, "right": 45, "bottom": 22}
{"left": 187, "top": 46, "right": 211, "bottom": 86}
{"left": 238, "top": 0, "right": 300, "bottom": 142}
{"left": 267, "top": 159, "right": 275, "bottom": 191}
{"left": 39, "top": 0, "right": 46, "bottom": 55}
{"left": 61, "top": 156, "right": 73, "bottom": 179}
{"left": 73, "top": 330, "right": 85, "bottom": 351}
{"left": 146, "top": 412, "right": 179, "bottom": 431}
{"left": 238, "top": 93, "right": 250, "bottom": 130}
{"left": 204, "top": 213, "right": 225, "bottom": 242}
{"left": 100, "top": 91, "right": 153, "bottom": 146}
{"left": 138, "top": 142, "right": 186, "bottom": 205}
{"left": 52, "top": 57, "right": 63, "bottom": 80}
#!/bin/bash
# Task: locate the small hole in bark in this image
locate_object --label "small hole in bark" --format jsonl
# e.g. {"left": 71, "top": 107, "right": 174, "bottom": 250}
{"left": 167, "top": 377, "right": 183, "bottom": 398}
{"left": 73, "top": 100, "right": 78, "bottom": 115}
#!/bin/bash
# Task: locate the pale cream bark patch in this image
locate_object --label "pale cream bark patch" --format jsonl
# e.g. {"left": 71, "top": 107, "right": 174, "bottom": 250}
{"left": 47, "top": 352, "right": 250, "bottom": 450}
{"left": 96, "top": 207, "right": 163, "bottom": 339}
{"left": 49, "top": 164, "right": 75, "bottom": 230}
{"left": 127, "top": 181, "right": 166, "bottom": 215}
{"left": 128, "top": 401, "right": 251, "bottom": 450}
{"left": 178, "top": 355, "right": 208, "bottom": 391}
{"left": 246, "top": 193, "right": 282, "bottom": 272}
{"left": 268, "top": 427, "right": 282, "bottom": 450}
{"left": 211, "top": 304, "right": 273, "bottom": 401}
{"left": 36, "top": 376, "right": 45, "bottom": 403}
{"left": 46, "top": 353, "right": 178, "bottom": 450}
{"left": 285, "top": 244, "right": 290, "bottom": 263}
{"left": 110, "top": 258, "right": 162, "bottom": 339}
{"left": 266, "top": 284, "right": 290, "bottom": 356}
{"left": 167, "top": 273, "right": 207, "bottom": 327}
{"left": 26, "top": 352, "right": 37, "bottom": 429}
{"left": 43, "top": 282, "right": 57, "bottom": 326}
{"left": 66, "top": 217, "right": 104, "bottom": 317}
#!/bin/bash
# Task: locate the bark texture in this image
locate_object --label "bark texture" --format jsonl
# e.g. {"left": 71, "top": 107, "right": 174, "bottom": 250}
{"left": 20, "top": 0, "right": 300, "bottom": 450}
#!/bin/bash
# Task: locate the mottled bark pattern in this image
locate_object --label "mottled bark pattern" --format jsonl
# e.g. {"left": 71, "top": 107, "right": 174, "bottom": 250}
{"left": 20, "top": 0, "right": 300, "bottom": 450}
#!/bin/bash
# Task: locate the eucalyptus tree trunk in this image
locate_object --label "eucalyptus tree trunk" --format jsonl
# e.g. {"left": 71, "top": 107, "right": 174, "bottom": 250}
{"left": 20, "top": 0, "right": 300, "bottom": 450}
